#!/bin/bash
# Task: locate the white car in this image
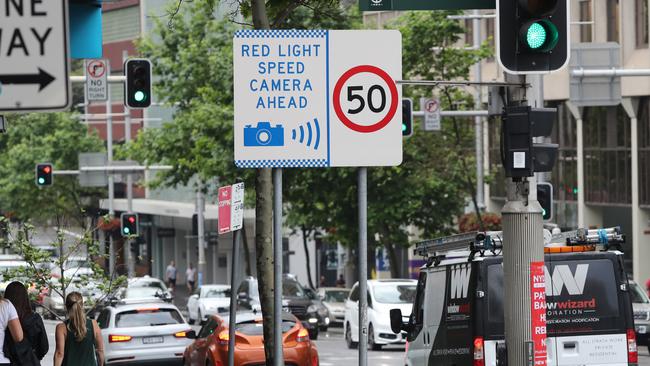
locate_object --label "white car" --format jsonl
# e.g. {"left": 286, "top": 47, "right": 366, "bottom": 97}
{"left": 344, "top": 279, "right": 417, "bottom": 350}
{"left": 97, "top": 302, "right": 193, "bottom": 365}
{"left": 317, "top": 287, "right": 350, "bottom": 325}
{"left": 186, "top": 284, "right": 231, "bottom": 325}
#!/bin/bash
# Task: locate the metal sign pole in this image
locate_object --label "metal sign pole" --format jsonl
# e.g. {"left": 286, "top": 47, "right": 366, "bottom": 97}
{"left": 106, "top": 70, "right": 115, "bottom": 277}
{"left": 273, "top": 168, "right": 284, "bottom": 366}
{"left": 358, "top": 167, "right": 368, "bottom": 366}
{"left": 197, "top": 186, "right": 206, "bottom": 287}
{"left": 124, "top": 51, "right": 135, "bottom": 278}
{"left": 227, "top": 228, "right": 241, "bottom": 366}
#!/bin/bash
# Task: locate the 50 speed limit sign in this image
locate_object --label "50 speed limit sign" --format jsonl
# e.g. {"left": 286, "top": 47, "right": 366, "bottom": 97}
{"left": 234, "top": 30, "right": 402, "bottom": 168}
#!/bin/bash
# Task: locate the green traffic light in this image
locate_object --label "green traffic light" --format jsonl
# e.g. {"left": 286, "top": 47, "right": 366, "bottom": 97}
{"left": 123, "top": 227, "right": 130, "bottom": 234}
{"left": 526, "top": 22, "right": 547, "bottom": 50}
{"left": 402, "top": 124, "right": 407, "bottom": 132}
{"left": 134, "top": 91, "right": 146, "bottom": 102}
{"left": 521, "top": 19, "right": 559, "bottom": 52}
{"left": 38, "top": 177, "right": 45, "bottom": 185}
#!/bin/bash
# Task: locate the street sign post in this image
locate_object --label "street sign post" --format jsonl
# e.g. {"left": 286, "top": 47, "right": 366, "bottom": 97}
{"left": 421, "top": 97, "right": 441, "bottom": 131}
{"left": 85, "top": 59, "right": 108, "bottom": 101}
{"left": 0, "top": 0, "right": 71, "bottom": 112}
{"left": 233, "top": 30, "right": 402, "bottom": 168}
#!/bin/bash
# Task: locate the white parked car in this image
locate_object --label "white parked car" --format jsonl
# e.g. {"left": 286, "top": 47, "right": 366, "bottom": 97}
{"left": 317, "top": 287, "right": 350, "bottom": 325}
{"left": 97, "top": 302, "right": 193, "bottom": 365}
{"left": 186, "top": 284, "right": 231, "bottom": 325}
{"left": 344, "top": 279, "right": 417, "bottom": 350}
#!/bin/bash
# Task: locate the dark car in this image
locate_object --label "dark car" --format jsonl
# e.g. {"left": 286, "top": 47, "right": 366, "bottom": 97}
{"left": 237, "top": 276, "right": 320, "bottom": 339}
{"left": 303, "top": 287, "right": 330, "bottom": 331}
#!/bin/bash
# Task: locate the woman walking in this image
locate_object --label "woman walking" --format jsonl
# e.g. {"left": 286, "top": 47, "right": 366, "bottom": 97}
{"left": 0, "top": 296, "right": 23, "bottom": 366}
{"left": 53, "top": 292, "right": 104, "bottom": 366}
{"left": 3, "top": 281, "right": 48, "bottom": 365}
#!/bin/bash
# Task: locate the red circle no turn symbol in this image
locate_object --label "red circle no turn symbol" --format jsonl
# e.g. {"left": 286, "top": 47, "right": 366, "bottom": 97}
{"left": 333, "top": 65, "right": 399, "bottom": 133}
{"left": 87, "top": 61, "right": 106, "bottom": 78}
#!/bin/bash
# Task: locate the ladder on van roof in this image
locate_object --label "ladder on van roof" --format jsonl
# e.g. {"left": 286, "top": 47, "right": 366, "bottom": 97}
{"left": 415, "top": 227, "right": 625, "bottom": 260}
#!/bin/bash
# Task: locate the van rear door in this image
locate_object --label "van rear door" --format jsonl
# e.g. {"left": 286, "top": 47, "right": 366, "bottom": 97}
{"left": 546, "top": 254, "right": 632, "bottom": 366}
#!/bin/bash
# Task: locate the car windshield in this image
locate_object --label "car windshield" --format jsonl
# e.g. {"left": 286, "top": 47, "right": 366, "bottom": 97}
{"left": 282, "top": 281, "right": 305, "bottom": 297}
{"left": 235, "top": 320, "right": 295, "bottom": 335}
{"left": 115, "top": 308, "right": 184, "bottom": 327}
{"left": 630, "top": 282, "right": 650, "bottom": 304}
{"left": 202, "top": 288, "right": 230, "bottom": 298}
{"left": 324, "top": 290, "right": 349, "bottom": 303}
{"left": 372, "top": 284, "right": 416, "bottom": 304}
{"left": 65, "top": 260, "right": 89, "bottom": 269}
{"left": 124, "top": 287, "right": 160, "bottom": 298}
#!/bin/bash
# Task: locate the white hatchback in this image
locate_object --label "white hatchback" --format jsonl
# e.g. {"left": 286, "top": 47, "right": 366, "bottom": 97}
{"left": 97, "top": 302, "right": 193, "bottom": 365}
{"left": 186, "top": 284, "right": 231, "bottom": 324}
{"left": 344, "top": 279, "right": 417, "bottom": 350}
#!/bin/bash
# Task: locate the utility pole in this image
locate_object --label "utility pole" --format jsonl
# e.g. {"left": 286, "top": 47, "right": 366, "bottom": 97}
{"left": 124, "top": 50, "right": 135, "bottom": 278}
{"left": 472, "top": 10, "right": 485, "bottom": 209}
{"left": 196, "top": 185, "right": 206, "bottom": 287}
{"left": 106, "top": 70, "right": 115, "bottom": 277}
{"left": 502, "top": 73, "right": 545, "bottom": 366}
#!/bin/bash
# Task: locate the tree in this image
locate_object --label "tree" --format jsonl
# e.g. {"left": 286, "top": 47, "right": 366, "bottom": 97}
{"left": 0, "top": 113, "right": 105, "bottom": 227}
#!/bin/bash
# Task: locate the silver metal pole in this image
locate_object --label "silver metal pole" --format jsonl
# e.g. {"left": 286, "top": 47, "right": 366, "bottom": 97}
{"left": 273, "top": 168, "right": 284, "bottom": 366}
{"left": 197, "top": 186, "right": 206, "bottom": 287}
{"left": 124, "top": 51, "right": 135, "bottom": 278}
{"left": 106, "top": 71, "right": 115, "bottom": 277}
{"left": 228, "top": 229, "right": 242, "bottom": 366}
{"left": 358, "top": 167, "right": 368, "bottom": 366}
{"left": 502, "top": 73, "right": 545, "bottom": 366}
{"left": 473, "top": 10, "right": 485, "bottom": 209}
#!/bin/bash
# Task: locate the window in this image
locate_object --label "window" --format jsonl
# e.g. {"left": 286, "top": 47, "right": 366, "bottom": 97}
{"left": 464, "top": 19, "right": 474, "bottom": 46}
{"left": 637, "top": 0, "right": 649, "bottom": 48}
{"left": 372, "top": 284, "right": 417, "bottom": 304}
{"left": 412, "top": 273, "right": 427, "bottom": 326}
{"left": 97, "top": 310, "right": 110, "bottom": 329}
{"left": 579, "top": 0, "right": 593, "bottom": 42}
{"left": 640, "top": 98, "right": 650, "bottom": 207}
{"left": 349, "top": 285, "right": 359, "bottom": 302}
{"left": 607, "top": 0, "right": 620, "bottom": 43}
{"left": 115, "top": 308, "right": 184, "bottom": 328}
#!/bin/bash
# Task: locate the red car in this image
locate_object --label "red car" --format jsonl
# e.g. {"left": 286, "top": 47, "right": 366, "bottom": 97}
{"left": 183, "top": 312, "right": 319, "bottom": 366}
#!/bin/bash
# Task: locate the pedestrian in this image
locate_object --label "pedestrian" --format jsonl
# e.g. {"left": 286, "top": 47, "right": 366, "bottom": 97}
{"left": 3, "top": 281, "right": 48, "bottom": 365}
{"left": 166, "top": 260, "right": 177, "bottom": 292}
{"left": 319, "top": 275, "right": 326, "bottom": 288}
{"left": 0, "top": 296, "right": 24, "bottom": 366}
{"left": 186, "top": 263, "right": 196, "bottom": 293}
{"left": 53, "top": 292, "right": 104, "bottom": 366}
{"left": 336, "top": 274, "right": 346, "bottom": 288}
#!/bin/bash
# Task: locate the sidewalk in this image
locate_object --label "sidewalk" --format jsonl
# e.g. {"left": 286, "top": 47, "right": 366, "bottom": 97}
{"left": 172, "top": 284, "right": 191, "bottom": 311}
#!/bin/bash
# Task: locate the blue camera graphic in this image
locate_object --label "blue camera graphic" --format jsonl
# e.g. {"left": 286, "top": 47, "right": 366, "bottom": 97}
{"left": 244, "top": 122, "right": 285, "bottom": 147}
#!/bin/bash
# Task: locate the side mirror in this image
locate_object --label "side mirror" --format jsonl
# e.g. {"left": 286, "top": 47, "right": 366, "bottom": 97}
{"left": 186, "top": 330, "right": 197, "bottom": 339}
{"left": 190, "top": 294, "right": 199, "bottom": 300}
{"left": 390, "top": 309, "right": 403, "bottom": 334}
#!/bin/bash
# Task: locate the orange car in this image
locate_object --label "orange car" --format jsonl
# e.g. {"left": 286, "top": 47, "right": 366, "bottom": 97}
{"left": 183, "top": 312, "right": 319, "bottom": 366}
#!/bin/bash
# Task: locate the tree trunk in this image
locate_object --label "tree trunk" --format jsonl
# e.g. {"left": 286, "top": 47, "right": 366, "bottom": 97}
{"left": 384, "top": 242, "right": 400, "bottom": 279}
{"left": 242, "top": 223, "right": 252, "bottom": 276}
{"left": 301, "top": 226, "right": 315, "bottom": 289}
{"left": 255, "top": 168, "right": 274, "bottom": 365}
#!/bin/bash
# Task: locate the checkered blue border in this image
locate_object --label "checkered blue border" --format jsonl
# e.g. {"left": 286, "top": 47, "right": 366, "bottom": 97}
{"left": 234, "top": 29, "right": 327, "bottom": 38}
{"left": 235, "top": 159, "right": 328, "bottom": 168}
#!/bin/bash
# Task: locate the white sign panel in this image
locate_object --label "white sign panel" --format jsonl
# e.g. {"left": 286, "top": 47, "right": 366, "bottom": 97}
{"left": 233, "top": 30, "right": 402, "bottom": 168}
{"left": 230, "top": 182, "right": 244, "bottom": 231}
{"left": 85, "top": 59, "right": 108, "bottom": 101}
{"left": 421, "top": 97, "right": 441, "bottom": 131}
{"left": 0, "top": 0, "right": 70, "bottom": 112}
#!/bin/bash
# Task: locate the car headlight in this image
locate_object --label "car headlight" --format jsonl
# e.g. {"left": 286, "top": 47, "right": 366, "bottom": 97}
{"left": 307, "top": 305, "right": 318, "bottom": 313}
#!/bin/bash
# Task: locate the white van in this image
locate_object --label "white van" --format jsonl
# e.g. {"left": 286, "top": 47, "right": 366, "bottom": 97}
{"left": 390, "top": 228, "right": 638, "bottom": 366}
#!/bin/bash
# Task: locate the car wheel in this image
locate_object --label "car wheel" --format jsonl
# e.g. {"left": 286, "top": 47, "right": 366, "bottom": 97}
{"left": 345, "top": 323, "right": 358, "bottom": 349}
{"left": 319, "top": 324, "right": 328, "bottom": 332}
{"left": 368, "top": 324, "right": 382, "bottom": 351}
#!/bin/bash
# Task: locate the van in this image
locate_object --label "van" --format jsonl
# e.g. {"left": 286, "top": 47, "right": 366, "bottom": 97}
{"left": 390, "top": 228, "right": 638, "bottom": 366}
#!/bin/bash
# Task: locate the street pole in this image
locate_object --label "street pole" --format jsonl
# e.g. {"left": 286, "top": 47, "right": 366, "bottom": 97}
{"left": 197, "top": 186, "right": 206, "bottom": 287}
{"left": 358, "top": 167, "right": 368, "bottom": 366}
{"left": 273, "top": 168, "right": 284, "bottom": 366}
{"left": 227, "top": 229, "right": 241, "bottom": 366}
{"left": 502, "top": 73, "right": 545, "bottom": 366}
{"left": 106, "top": 70, "right": 115, "bottom": 277}
{"left": 473, "top": 10, "right": 485, "bottom": 209}
{"left": 124, "top": 51, "right": 135, "bottom": 278}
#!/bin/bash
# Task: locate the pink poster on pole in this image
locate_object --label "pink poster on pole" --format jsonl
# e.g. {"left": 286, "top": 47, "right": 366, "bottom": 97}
{"left": 218, "top": 185, "right": 232, "bottom": 234}
{"left": 530, "top": 261, "right": 547, "bottom": 366}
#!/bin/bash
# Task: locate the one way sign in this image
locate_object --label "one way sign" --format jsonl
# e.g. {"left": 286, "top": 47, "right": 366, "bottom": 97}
{"left": 0, "top": 0, "right": 71, "bottom": 112}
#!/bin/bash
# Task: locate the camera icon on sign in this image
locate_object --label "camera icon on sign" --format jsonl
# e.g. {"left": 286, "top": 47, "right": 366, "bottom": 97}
{"left": 244, "top": 122, "right": 285, "bottom": 147}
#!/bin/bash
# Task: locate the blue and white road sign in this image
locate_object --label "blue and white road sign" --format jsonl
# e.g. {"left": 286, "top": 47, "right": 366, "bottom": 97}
{"left": 233, "top": 30, "right": 402, "bottom": 168}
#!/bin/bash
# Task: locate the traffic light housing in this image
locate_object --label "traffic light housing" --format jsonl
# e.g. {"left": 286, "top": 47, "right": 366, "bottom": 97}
{"left": 124, "top": 59, "right": 152, "bottom": 108}
{"left": 497, "top": 0, "right": 569, "bottom": 73}
{"left": 501, "top": 106, "right": 558, "bottom": 178}
{"left": 402, "top": 98, "right": 413, "bottom": 137}
{"left": 120, "top": 213, "right": 139, "bottom": 237}
{"left": 537, "top": 182, "right": 553, "bottom": 221}
{"left": 35, "top": 163, "right": 53, "bottom": 186}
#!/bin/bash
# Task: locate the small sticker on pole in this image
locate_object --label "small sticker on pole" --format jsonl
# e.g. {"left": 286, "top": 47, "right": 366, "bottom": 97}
{"left": 530, "top": 261, "right": 547, "bottom": 366}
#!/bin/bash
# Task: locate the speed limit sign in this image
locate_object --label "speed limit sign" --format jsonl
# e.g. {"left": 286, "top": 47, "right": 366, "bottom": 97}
{"left": 234, "top": 30, "right": 402, "bottom": 168}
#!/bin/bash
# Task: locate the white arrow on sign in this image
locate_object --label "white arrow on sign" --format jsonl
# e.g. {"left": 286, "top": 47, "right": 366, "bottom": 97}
{"left": 0, "top": 0, "right": 71, "bottom": 112}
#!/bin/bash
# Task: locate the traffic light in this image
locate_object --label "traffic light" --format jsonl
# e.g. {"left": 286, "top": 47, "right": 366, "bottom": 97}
{"left": 497, "top": 0, "right": 569, "bottom": 73}
{"left": 35, "top": 163, "right": 53, "bottom": 186}
{"left": 537, "top": 182, "right": 553, "bottom": 221}
{"left": 501, "top": 106, "right": 558, "bottom": 178}
{"left": 402, "top": 98, "right": 413, "bottom": 137}
{"left": 120, "top": 213, "right": 139, "bottom": 237}
{"left": 124, "top": 59, "right": 152, "bottom": 108}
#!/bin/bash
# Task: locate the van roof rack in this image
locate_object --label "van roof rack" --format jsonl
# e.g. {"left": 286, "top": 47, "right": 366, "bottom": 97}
{"left": 416, "top": 226, "right": 625, "bottom": 264}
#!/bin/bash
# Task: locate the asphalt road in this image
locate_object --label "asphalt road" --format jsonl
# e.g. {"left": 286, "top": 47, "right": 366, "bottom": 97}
{"left": 38, "top": 320, "right": 650, "bottom": 366}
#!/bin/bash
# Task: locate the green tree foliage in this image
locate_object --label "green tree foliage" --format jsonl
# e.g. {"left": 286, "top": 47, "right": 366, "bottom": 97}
{"left": 0, "top": 113, "right": 105, "bottom": 226}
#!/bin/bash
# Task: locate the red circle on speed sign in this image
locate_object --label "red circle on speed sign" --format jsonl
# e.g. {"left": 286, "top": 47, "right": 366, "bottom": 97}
{"left": 333, "top": 65, "right": 399, "bottom": 133}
